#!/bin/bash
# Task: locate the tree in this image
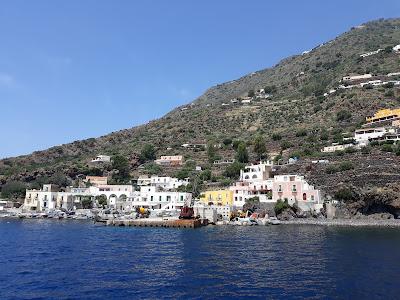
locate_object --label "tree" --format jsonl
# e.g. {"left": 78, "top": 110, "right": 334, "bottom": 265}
{"left": 1, "top": 181, "right": 26, "bottom": 200}
{"left": 96, "top": 195, "right": 108, "bottom": 208}
{"left": 248, "top": 89, "right": 255, "bottom": 97}
{"left": 144, "top": 163, "right": 162, "bottom": 175}
{"left": 253, "top": 135, "right": 267, "bottom": 160}
{"left": 236, "top": 142, "right": 249, "bottom": 163}
{"left": 112, "top": 155, "right": 130, "bottom": 182}
{"left": 224, "top": 162, "right": 244, "bottom": 179}
{"left": 139, "top": 144, "right": 156, "bottom": 163}
{"left": 336, "top": 110, "right": 352, "bottom": 122}
{"left": 207, "top": 141, "right": 217, "bottom": 163}
{"left": 81, "top": 197, "right": 93, "bottom": 209}
{"left": 49, "top": 172, "right": 71, "bottom": 187}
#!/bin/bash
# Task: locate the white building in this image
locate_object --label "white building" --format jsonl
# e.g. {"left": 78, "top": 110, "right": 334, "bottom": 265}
{"left": 321, "top": 144, "right": 353, "bottom": 153}
{"left": 240, "top": 161, "right": 273, "bottom": 182}
{"left": 393, "top": 45, "right": 400, "bottom": 52}
{"left": 359, "top": 49, "right": 382, "bottom": 58}
{"left": 137, "top": 176, "right": 189, "bottom": 190}
{"left": 155, "top": 155, "right": 183, "bottom": 166}
{"left": 90, "top": 155, "right": 111, "bottom": 164}
{"left": 24, "top": 184, "right": 60, "bottom": 211}
{"left": 342, "top": 74, "right": 372, "bottom": 82}
{"left": 193, "top": 203, "right": 232, "bottom": 222}
{"left": 354, "top": 127, "right": 387, "bottom": 144}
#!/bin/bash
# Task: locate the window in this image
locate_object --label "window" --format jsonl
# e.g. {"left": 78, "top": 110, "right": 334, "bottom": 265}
{"left": 278, "top": 185, "right": 282, "bottom": 192}
{"left": 311, "top": 195, "right": 315, "bottom": 202}
{"left": 292, "top": 185, "right": 297, "bottom": 192}
{"left": 150, "top": 196, "right": 153, "bottom": 202}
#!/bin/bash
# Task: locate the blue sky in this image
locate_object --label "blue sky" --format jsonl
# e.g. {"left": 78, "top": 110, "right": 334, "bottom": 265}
{"left": 0, "top": 0, "right": 399, "bottom": 158}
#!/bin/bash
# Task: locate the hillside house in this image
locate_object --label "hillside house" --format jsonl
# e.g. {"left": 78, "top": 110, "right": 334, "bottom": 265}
{"left": 213, "top": 159, "right": 235, "bottom": 165}
{"left": 365, "top": 108, "right": 400, "bottom": 124}
{"left": 240, "top": 161, "right": 273, "bottom": 182}
{"left": 24, "top": 184, "right": 60, "bottom": 211}
{"left": 342, "top": 74, "right": 372, "bottom": 82}
{"left": 354, "top": 127, "right": 388, "bottom": 144}
{"left": 272, "top": 175, "right": 321, "bottom": 211}
{"left": 321, "top": 144, "right": 353, "bottom": 153}
{"left": 90, "top": 155, "right": 111, "bottom": 165}
{"left": 359, "top": 49, "right": 383, "bottom": 57}
{"left": 83, "top": 176, "right": 108, "bottom": 186}
{"left": 393, "top": 45, "right": 400, "bottom": 52}
{"left": 155, "top": 155, "right": 183, "bottom": 166}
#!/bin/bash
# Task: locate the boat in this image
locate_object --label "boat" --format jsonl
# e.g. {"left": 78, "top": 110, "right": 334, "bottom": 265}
{"left": 269, "top": 217, "right": 281, "bottom": 225}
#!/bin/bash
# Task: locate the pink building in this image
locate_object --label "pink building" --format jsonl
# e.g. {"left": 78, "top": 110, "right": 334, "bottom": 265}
{"left": 272, "top": 175, "right": 321, "bottom": 209}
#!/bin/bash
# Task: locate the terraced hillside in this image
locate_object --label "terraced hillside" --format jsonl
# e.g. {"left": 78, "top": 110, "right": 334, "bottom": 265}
{"left": 1, "top": 18, "right": 400, "bottom": 200}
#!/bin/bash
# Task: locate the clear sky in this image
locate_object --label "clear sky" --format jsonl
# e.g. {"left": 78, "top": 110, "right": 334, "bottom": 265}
{"left": 0, "top": 0, "right": 399, "bottom": 159}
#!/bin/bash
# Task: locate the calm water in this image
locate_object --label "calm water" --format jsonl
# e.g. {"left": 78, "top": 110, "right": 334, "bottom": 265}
{"left": 0, "top": 220, "right": 400, "bottom": 299}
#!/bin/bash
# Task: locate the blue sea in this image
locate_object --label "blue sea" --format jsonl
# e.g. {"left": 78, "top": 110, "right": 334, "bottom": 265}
{"left": 0, "top": 219, "right": 399, "bottom": 299}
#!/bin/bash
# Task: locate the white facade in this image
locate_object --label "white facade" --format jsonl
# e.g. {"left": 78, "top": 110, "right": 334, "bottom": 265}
{"left": 359, "top": 49, "right": 382, "bottom": 58}
{"left": 354, "top": 127, "right": 387, "bottom": 143}
{"left": 393, "top": 45, "right": 400, "bottom": 52}
{"left": 90, "top": 155, "right": 111, "bottom": 164}
{"left": 137, "top": 176, "right": 189, "bottom": 190}
{"left": 240, "top": 161, "right": 273, "bottom": 182}
{"left": 342, "top": 74, "right": 372, "bottom": 81}
{"left": 193, "top": 203, "right": 232, "bottom": 222}
{"left": 24, "top": 184, "right": 59, "bottom": 211}
{"left": 321, "top": 144, "right": 353, "bottom": 153}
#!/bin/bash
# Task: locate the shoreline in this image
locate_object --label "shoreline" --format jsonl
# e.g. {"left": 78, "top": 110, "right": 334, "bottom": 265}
{"left": 2, "top": 215, "right": 400, "bottom": 228}
{"left": 280, "top": 218, "right": 400, "bottom": 227}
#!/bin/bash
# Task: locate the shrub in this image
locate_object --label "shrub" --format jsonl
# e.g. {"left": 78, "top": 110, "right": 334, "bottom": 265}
{"left": 280, "top": 141, "right": 292, "bottom": 150}
{"left": 1, "top": 181, "right": 26, "bottom": 200}
{"left": 139, "top": 144, "right": 156, "bottom": 163}
{"left": 325, "top": 165, "right": 338, "bottom": 174}
{"left": 222, "top": 138, "right": 232, "bottom": 146}
{"left": 334, "top": 188, "right": 355, "bottom": 202}
{"left": 272, "top": 133, "right": 282, "bottom": 141}
{"left": 361, "top": 146, "right": 371, "bottom": 155}
{"left": 96, "top": 195, "right": 108, "bottom": 208}
{"left": 144, "top": 163, "right": 162, "bottom": 175}
{"left": 274, "top": 199, "right": 291, "bottom": 215}
{"left": 336, "top": 110, "right": 352, "bottom": 122}
{"left": 381, "top": 143, "right": 394, "bottom": 152}
{"left": 224, "top": 162, "right": 244, "bottom": 179}
{"left": 339, "top": 161, "right": 354, "bottom": 171}
{"left": 295, "top": 129, "right": 307, "bottom": 137}
{"left": 236, "top": 142, "right": 249, "bottom": 163}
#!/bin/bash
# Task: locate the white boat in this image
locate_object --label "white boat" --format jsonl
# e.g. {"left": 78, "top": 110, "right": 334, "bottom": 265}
{"left": 268, "top": 217, "right": 281, "bottom": 225}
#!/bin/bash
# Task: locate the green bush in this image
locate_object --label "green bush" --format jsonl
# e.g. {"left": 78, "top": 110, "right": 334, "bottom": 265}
{"left": 381, "top": 143, "right": 394, "bottom": 152}
{"left": 274, "top": 199, "right": 291, "bottom": 215}
{"left": 325, "top": 165, "right": 338, "bottom": 174}
{"left": 1, "top": 181, "right": 26, "bottom": 200}
{"left": 272, "top": 133, "right": 282, "bottom": 141}
{"left": 339, "top": 161, "right": 354, "bottom": 171}
{"left": 295, "top": 129, "right": 307, "bottom": 137}
{"left": 334, "top": 188, "right": 355, "bottom": 202}
{"left": 139, "top": 144, "right": 156, "bottom": 163}
{"left": 336, "top": 110, "right": 352, "bottom": 122}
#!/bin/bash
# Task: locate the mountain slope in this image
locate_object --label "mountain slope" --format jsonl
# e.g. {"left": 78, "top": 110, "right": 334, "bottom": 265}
{"left": 1, "top": 18, "right": 400, "bottom": 198}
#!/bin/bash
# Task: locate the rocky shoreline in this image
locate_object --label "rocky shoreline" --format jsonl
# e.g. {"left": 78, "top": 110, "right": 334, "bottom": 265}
{"left": 281, "top": 218, "right": 400, "bottom": 227}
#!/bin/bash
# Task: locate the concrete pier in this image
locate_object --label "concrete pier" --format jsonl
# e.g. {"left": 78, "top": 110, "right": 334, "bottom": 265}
{"left": 105, "top": 218, "right": 203, "bottom": 228}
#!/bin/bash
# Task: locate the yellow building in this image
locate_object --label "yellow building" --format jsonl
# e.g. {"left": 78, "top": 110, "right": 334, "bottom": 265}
{"left": 200, "top": 190, "right": 234, "bottom": 206}
{"left": 366, "top": 108, "right": 400, "bottom": 123}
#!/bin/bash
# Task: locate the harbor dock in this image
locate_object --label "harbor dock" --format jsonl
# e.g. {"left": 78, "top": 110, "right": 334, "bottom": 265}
{"left": 105, "top": 218, "right": 204, "bottom": 228}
